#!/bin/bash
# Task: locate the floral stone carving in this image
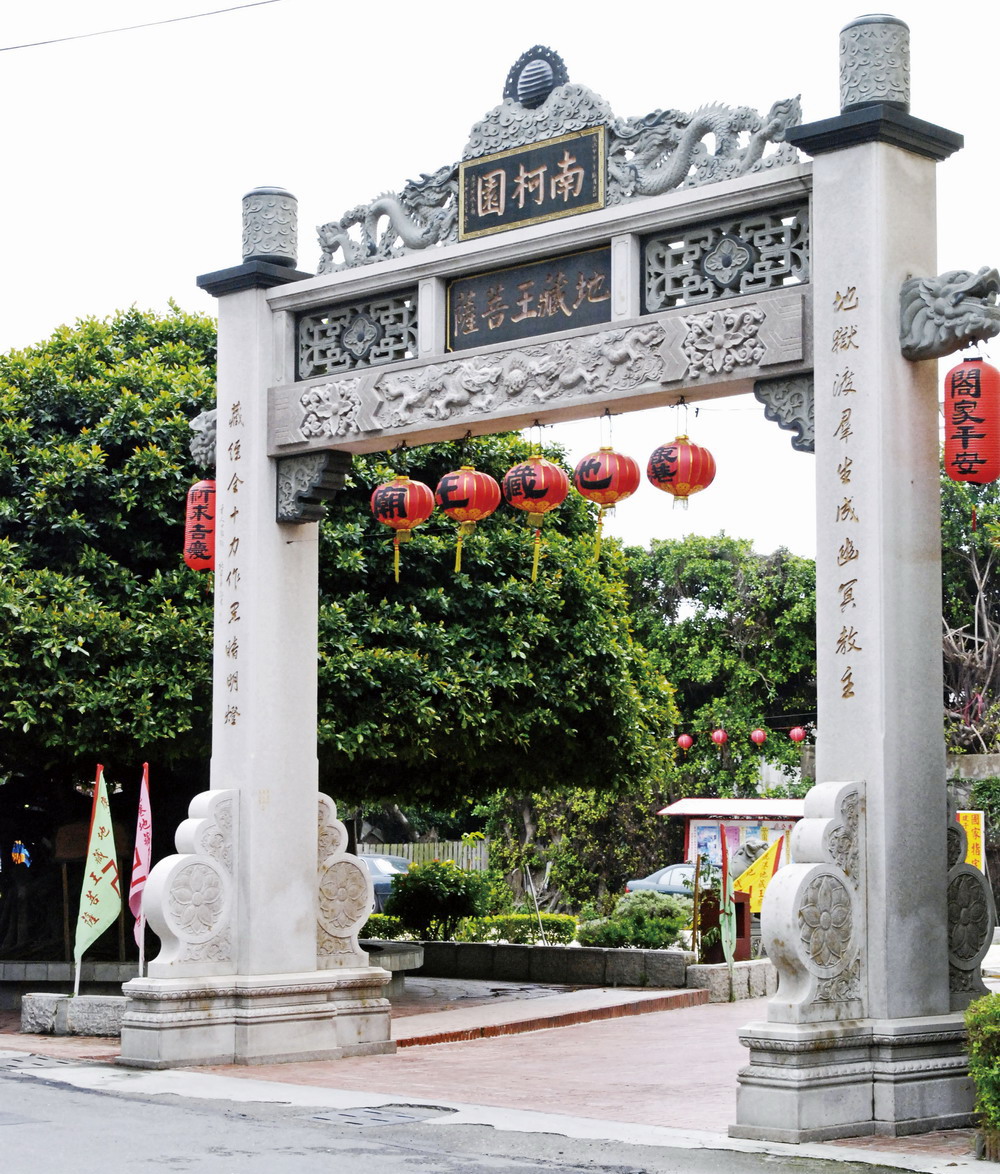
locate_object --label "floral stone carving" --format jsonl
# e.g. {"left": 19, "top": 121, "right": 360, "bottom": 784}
{"left": 947, "top": 811, "right": 994, "bottom": 1008}
{"left": 317, "top": 795, "right": 371, "bottom": 967}
{"left": 798, "top": 873, "right": 854, "bottom": 973}
{"left": 143, "top": 789, "right": 237, "bottom": 975}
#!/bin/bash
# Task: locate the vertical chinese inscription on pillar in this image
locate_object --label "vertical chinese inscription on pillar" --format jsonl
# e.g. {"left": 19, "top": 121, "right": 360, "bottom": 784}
{"left": 222, "top": 399, "right": 245, "bottom": 728}
{"left": 832, "top": 287, "right": 861, "bottom": 700}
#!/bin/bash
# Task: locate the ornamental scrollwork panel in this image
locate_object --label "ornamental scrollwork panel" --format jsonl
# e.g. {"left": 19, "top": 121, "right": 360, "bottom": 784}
{"left": 317, "top": 795, "right": 371, "bottom": 968}
{"left": 760, "top": 781, "right": 866, "bottom": 1024}
{"left": 143, "top": 789, "right": 238, "bottom": 977}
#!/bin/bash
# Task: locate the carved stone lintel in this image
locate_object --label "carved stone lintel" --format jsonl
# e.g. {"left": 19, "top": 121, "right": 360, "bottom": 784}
{"left": 144, "top": 790, "right": 238, "bottom": 977}
{"left": 276, "top": 451, "right": 352, "bottom": 523}
{"left": 754, "top": 375, "right": 815, "bottom": 453}
{"left": 899, "top": 267, "right": 1000, "bottom": 361}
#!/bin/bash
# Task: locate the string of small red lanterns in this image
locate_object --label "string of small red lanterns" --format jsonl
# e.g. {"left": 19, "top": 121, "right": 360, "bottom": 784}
{"left": 675, "top": 726, "right": 810, "bottom": 752}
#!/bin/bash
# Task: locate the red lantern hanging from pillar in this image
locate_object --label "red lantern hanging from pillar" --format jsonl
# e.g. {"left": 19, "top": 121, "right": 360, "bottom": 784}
{"left": 434, "top": 465, "right": 501, "bottom": 573}
{"left": 572, "top": 447, "right": 641, "bottom": 555}
{"left": 370, "top": 475, "right": 435, "bottom": 583}
{"left": 943, "top": 357, "right": 1000, "bottom": 484}
{"left": 183, "top": 480, "right": 216, "bottom": 571}
{"left": 502, "top": 456, "right": 569, "bottom": 581}
{"left": 647, "top": 436, "right": 716, "bottom": 508}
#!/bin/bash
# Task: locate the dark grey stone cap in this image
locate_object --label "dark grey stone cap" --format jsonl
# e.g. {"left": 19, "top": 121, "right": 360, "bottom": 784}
{"left": 197, "top": 261, "right": 313, "bottom": 298}
{"left": 785, "top": 105, "right": 962, "bottom": 162}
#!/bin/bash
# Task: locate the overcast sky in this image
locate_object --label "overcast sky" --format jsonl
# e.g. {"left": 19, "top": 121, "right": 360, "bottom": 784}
{"left": 3, "top": 0, "right": 998, "bottom": 557}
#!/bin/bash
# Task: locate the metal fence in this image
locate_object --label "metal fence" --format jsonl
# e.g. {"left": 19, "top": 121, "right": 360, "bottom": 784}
{"left": 357, "top": 840, "right": 490, "bottom": 871}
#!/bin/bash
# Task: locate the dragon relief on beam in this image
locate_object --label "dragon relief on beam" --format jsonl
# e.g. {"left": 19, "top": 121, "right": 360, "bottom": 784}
{"left": 314, "top": 49, "right": 803, "bottom": 274}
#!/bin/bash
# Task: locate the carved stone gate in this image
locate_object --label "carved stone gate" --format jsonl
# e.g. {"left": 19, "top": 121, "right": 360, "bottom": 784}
{"left": 119, "top": 16, "right": 998, "bottom": 1141}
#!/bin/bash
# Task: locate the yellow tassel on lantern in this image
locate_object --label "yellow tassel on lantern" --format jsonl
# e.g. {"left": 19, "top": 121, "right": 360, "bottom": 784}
{"left": 531, "top": 523, "right": 543, "bottom": 582}
{"left": 455, "top": 520, "right": 477, "bottom": 573}
{"left": 593, "top": 506, "right": 607, "bottom": 558}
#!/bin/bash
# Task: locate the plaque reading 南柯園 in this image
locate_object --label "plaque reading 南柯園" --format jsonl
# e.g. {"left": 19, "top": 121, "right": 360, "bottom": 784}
{"left": 459, "top": 127, "right": 605, "bottom": 241}
{"left": 447, "top": 246, "right": 612, "bottom": 351}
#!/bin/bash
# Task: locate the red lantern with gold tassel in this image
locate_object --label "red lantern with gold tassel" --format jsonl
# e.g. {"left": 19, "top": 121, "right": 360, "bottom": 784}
{"left": 943, "top": 357, "right": 1000, "bottom": 484}
{"left": 502, "top": 456, "right": 569, "bottom": 581}
{"left": 435, "top": 466, "right": 501, "bottom": 572}
{"left": 647, "top": 436, "right": 716, "bottom": 508}
{"left": 572, "top": 447, "right": 641, "bottom": 555}
{"left": 370, "top": 475, "right": 434, "bottom": 583}
{"left": 183, "top": 479, "right": 216, "bottom": 571}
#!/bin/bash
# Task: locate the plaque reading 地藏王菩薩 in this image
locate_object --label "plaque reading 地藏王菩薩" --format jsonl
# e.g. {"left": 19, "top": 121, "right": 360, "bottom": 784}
{"left": 447, "top": 246, "right": 612, "bottom": 352}
{"left": 459, "top": 127, "right": 605, "bottom": 241}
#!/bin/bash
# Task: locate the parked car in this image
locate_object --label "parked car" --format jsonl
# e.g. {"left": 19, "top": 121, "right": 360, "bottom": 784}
{"left": 360, "top": 853, "right": 411, "bottom": 911}
{"left": 624, "top": 862, "right": 697, "bottom": 896}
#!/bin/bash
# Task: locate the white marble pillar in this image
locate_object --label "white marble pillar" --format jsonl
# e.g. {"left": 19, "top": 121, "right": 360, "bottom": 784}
{"left": 118, "top": 197, "right": 393, "bottom": 1068}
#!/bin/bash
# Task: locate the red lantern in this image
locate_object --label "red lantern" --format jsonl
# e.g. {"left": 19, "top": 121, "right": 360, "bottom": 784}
{"left": 183, "top": 479, "right": 216, "bottom": 571}
{"left": 750, "top": 728, "right": 768, "bottom": 746}
{"left": 944, "top": 358, "right": 1000, "bottom": 484}
{"left": 676, "top": 733, "right": 694, "bottom": 752}
{"left": 789, "top": 726, "right": 807, "bottom": 743}
{"left": 435, "top": 466, "right": 501, "bottom": 573}
{"left": 647, "top": 435, "right": 716, "bottom": 507}
{"left": 711, "top": 728, "right": 728, "bottom": 746}
{"left": 573, "top": 447, "right": 641, "bottom": 555}
{"left": 370, "top": 475, "right": 435, "bottom": 583}
{"left": 502, "top": 456, "right": 569, "bottom": 581}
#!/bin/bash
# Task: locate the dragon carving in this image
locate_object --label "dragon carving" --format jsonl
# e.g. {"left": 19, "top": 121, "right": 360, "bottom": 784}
{"left": 899, "top": 267, "right": 1000, "bottom": 361}
{"left": 318, "top": 164, "right": 458, "bottom": 274}
{"left": 313, "top": 51, "right": 803, "bottom": 274}
{"left": 606, "top": 97, "right": 802, "bottom": 200}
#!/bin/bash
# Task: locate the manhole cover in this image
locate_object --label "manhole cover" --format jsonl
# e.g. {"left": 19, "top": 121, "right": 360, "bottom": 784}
{"left": 309, "top": 1104, "right": 457, "bottom": 1128}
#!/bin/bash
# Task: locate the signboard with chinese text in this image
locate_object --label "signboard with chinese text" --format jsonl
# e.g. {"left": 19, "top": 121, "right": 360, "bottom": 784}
{"left": 447, "top": 245, "right": 611, "bottom": 351}
{"left": 459, "top": 127, "right": 605, "bottom": 241}
{"left": 957, "top": 809, "right": 985, "bottom": 871}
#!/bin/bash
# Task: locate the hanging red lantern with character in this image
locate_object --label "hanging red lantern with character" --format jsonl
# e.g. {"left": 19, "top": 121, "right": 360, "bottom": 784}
{"left": 943, "top": 357, "right": 1000, "bottom": 485}
{"left": 183, "top": 479, "right": 216, "bottom": 571}
{"left": 502, "top": 456, "right": 569, "bottom": 581}
{"left": 647, "top": 436, "right": 716, "bottom": 507}
{"left": 573, "top": 447, "right": 641, "bottom": 555}
{"left": 371, "top": 475, "right": 435, "bottom": 583}
{"left": 435, "top": 465, "right": 501, "bottom": 573}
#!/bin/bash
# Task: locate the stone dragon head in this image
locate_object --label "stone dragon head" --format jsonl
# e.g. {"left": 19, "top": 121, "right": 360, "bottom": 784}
{"left": 899, "top": 266, "right": 1000, "bottom": 361}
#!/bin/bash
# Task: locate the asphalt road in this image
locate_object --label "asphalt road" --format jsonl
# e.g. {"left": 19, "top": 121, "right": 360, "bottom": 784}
{"left": 2, "top": 1052, "right": 940, "bottom": 1174}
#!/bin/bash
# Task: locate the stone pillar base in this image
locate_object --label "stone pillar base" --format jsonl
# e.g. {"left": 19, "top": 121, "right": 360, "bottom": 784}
{"left": 730, "top": 1014, "right": 974, "bottom": 1143}
{"left": 118, "top": 967, "right": 394, "bottom": 1069}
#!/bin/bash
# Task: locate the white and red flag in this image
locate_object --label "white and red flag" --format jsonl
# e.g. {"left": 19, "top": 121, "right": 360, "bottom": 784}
{"left": 73, "top": 764, "right": 121, "bottom": 995}
{"left": 129, "top": 763, "right": 152, "bottom": 972}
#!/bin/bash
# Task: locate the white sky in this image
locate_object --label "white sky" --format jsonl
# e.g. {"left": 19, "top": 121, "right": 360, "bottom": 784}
{"left": 2, "top": 0, "right": 998, "bottom": 558}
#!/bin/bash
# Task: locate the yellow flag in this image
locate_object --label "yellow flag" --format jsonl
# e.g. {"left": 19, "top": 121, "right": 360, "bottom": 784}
{"left": 73, "top": 765, "right": 121, "bottom": 991}
{"left": 732, "top": 836, "right": 784, "bottom": 913}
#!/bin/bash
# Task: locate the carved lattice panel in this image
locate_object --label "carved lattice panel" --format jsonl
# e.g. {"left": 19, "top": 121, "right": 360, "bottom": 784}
{"left": 644, "top": 203, "right": 809, "bottom": 311}
{"left": 298, "top": 292, "right": 418, "bottom": 379}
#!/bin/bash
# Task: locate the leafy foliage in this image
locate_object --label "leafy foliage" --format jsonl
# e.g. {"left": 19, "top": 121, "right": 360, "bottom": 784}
{"left": 315, "top": 434, "right": 677, "bottom": 808}
{"left": 381, "top": 859, "right": 492, "bottom": 939}
{"left": 0, "top": 306, "right": 216, "bottom": 806}
{"left": 625, "top": 534, "right": 816, "bottom": 795}
{"left": 454, "top": 913, "right": 577, "bottom": 944}
{"left": 576, "top": 890, "right": 691, "bottom": 949}
{"left": 966, "top": 993, "right": 1000, "bottom": 1142}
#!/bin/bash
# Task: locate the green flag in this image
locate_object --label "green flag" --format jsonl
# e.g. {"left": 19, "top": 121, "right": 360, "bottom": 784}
{"left": 73, "top": 764, "right": 121, "bottom": 994}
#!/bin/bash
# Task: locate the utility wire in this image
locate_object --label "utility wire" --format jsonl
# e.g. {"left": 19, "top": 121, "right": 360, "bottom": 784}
{"left": 0, "top": 1, "right": 283, "bottom": 53}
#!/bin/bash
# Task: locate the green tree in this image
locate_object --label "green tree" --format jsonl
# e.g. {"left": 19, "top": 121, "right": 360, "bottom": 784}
{"left": 624, "top": 534, "right": 816, "bottom": 796}
{"left": 0, "top": 306, "right": 217, "bottom": 815}
{"left": 315, "top": 434, "right": 678, "bottom": 809}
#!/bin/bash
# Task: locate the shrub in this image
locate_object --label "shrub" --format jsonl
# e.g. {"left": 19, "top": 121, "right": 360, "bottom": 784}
{"left": 360, "top": 914, "right": 404, "bottom": 940}
{"left": 382, "top": 859, "right": 491, "bottom": 940}
{"left": 454, "top": 913, "right": 577, "bottom": 944}
{"left": 967, "top": 992, "right": 1000, "bottom": 1157}
{"left": 576, "top": 891, "right": 691, "bottom": 949}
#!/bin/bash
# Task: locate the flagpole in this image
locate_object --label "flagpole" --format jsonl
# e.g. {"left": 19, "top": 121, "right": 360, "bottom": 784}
{"left": 130, "top": 763, "right": 152, "bottom": 979}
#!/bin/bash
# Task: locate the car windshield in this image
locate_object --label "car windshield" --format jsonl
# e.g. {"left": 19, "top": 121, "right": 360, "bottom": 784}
{"left": 365, "top": 857, "right": 408, "bottom": 875}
